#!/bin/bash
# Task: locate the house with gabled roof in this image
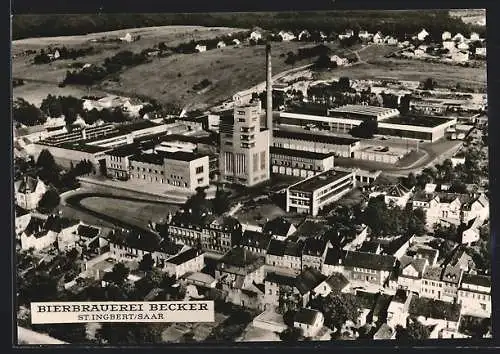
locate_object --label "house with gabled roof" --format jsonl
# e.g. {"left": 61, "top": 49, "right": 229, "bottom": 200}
{"left": 373, "top": 323, "right": 395, "bottom": 340}
{"left": 441, "top": 265, "right": 463, "bottom": 303}
{"left": 266, "top": 239, "right": 303, "bottom": 272}
{"left": 342, "top": 251, "right": 396, "bottom": 286}
{"left": 293, "top": 308, "right": 324, "bottom": 337}
{"left": 249, "top": 30, "right": 263, "bottom": 41}
{"left": 302, "top": 236, "right": 330, "bottom": 271}
{"left": 195, "top": 44, "right": 207, "bottom": 53}
{"left": 14, "top": 176, "right": 47, "bottom": 210}
{"left": 442, "top": 31, "right": 452, "bottom": 41}
{"left": 264, "top": 268, "right": 325, "bottom": 311}
{"left": 414, "top": 247, "right": 439, "bottom": 266}
{"left": 321, "top": 246, "right": 344, "bottom": 276}
{"left": 457, "top": 273, "right": 491, "bottom": 317}
{"left": 417, "top": 29, "right": 430, "bottom": 41}
{"left": 460, "top": 217, "right": 483, "bottom": 245}
{"left": 453, "top": 33, "right": 466, "bottom": 43}
{"left": 462, "top": 193, "right": 489, "bottom": 223}
{"left": 387, "top": 289, "right": 414, "bottom": 328}
{"left": 21, "top": 215, "right": 79, "bottom": 251}
{"left": 279, "top": 30, "right": 296, "bottom": 42}
{"left": 263, "top": 217, "right": 296, "bottom": 240}
{"left": 216, "top": 41, "right": 226, "bottom": 48}
{"left": 313, "top": 272, "right": 350, "bottom": 297}
{"left": 409, "top": 297, "right": 462, "bottom": 332}
{"left": 238, "top": 230, "right": 271, "bottom": 256}
{"left": 298, "top": 30, "right": 311, "bottom": 41}
{"left": 397, "top": 255, "right": 428, "bottom": 294}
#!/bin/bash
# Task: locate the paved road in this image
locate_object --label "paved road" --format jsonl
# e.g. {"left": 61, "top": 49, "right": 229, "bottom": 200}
{"left": 17, "top": 326, "right": 68, "bottom": 345}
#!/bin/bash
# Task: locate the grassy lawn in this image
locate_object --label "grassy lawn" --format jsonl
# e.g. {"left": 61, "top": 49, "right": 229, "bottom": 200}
{"left": 78, "top": 196, "right": 180, "bottom": 228}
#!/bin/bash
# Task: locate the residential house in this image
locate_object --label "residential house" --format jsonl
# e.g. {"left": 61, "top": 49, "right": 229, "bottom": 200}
{"left": 369, "top": 183, "right": 413, "bottom": 208}
{"left": 460, "top": 217, "right": 483, "bottom": 245}
{"left": 195, "top": 44, "right": 207, "bottom": 53}
{"left": 398, "top": 255, "right": 428, "bottom": 294}
{"left": 232, "top": 38, "right": 241, "bottom": 46}
{"left": 202, "top": 216, "right": 242, "bottom": 254}
{"left": 263, "top": 217, "right": 296, "bottom": 240}
{"left": 298, "top": 30, "right": 311, "bottom": 41}
{"left": 58, "top": 223, "right": 101, "bottom": 252}
{"left": 293, "top": 308, "right": 324, "bottom": 337}
{"left": 470, "top": 32, "right": 480, "bottom": 41}
{"left": 238, "top": 230, "right": 271, "bottom": 257}
{"left": 434, "top": 193, "right": 470, "bottom": 226}
{"left": 385, "top": 37, "right": 398, "bottom": 46}
{"left": 266, "top": 239, "right": 303, "bottom": 272}
{"left": 421, "top": 266, "right": 445, "bottom": 300}
{"left": 462, "top": 194, "right": 489, "bottom": 223}
{"left": 457, "top": 42, "right": 470, "bottom": 51}
{"left": 180, "top": 271, "right": 217, "bottom": 289}
{"left": 164, "top": 248, "right": 204, "bottom": 279}
{"left": 409, "top": 297, "right": 462, "bottom": 333}
{"left": 120, "top": 32, "right": 133, "bottom": 43}
{"left": 449, "top": 248, "right": 476, "bottom": 272}
{"left": 414, "top": 48, "right": 425, "bottom": 57}
{"left": 441, "top": 265, "right": 463, "bottom": 303}
{"left": 321, "top": 246, "right": 344, "bottom": 276}
{"left": 330, "top": 55, "right": 349, "bottom": 66}
{"left": 249, "top": 31, "right": 263, "bottom": 41}
{"left": 338, "top": 29, "right": 354, "bottom": 40}
{"left": 372, "top": 32, "right": 384, "bottom": 44}
{"left": 442, "top": 31, "right": 452, "bottom": 41}
{"left": 358, "top": 30, "right": 372, "bottom": 40}
{"left": 15, "top": 206, "right": 31, "bottom": 237}
{"left": 217, "top": 41, "right": 226, "bottom": 48}
{"left": 387, "top": 290, "right": 414, "bottom": 329}
{"left": 279, "top": 30, "right": 296, "bottom": 42}
{"left": 443, "top": 40, "right": 456, "bottom": 51}
{"left": 216, "top": 248, "right": 266, "bottom": 310}
{"left": 342, "top": 251, "right": 397, "bottom": 286}
{"left": 381, "top": 234, "right": 416, "bottom": 260}
{"left": 373, "top": 323, "right": 396, "bottom": 340}
{"left": 475, "top": 47, "right": 486, "bottom": 57}
{"left": 451, "top": 154, "right": 466, "bottom": 167}
{"left": 417, "top": 29, "right": 430, "bottom": 41}
{"left": 457, "top": 273, "right": 491, "bottom": 317}
{"left": 357, "top": 291, "right": 392, "bottom": 324}
{"left": 313, "top": 272, "right": 350, "bottom": 297}
{"left": 14, "top": 176, "right": 47, "bottom": 210}
{"left": 264, "top": 268, "right": 326, "bottom": 311}
{"left": 358, "top": 240, "right": 383, "bottom": 254}
{"left": 21, "top": 215, "right": 79, "bottom": 251}
{"left": 302, "top": 236, "right": 330, "bottom": 271}
{"left": 453, "top": 33, "right": 466, "bottom": 43}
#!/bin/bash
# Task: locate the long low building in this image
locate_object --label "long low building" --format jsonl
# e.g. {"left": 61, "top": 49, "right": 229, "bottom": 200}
{"left": 286, "top": 168, "right": 356, "bottom": 216}
{"left": 278, "top": 106, "right": 457, "bottom": 142}
{"left": 270, "top": 147, "right": 335, "bottom": 177}
{"left": 272, "top": 130, "right": 360, "bottom": 158}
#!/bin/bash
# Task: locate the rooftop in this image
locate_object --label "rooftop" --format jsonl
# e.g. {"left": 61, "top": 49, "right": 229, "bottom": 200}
{"left": 240, "top": 230, "right": 271, "bottom": 250}
{"left": 329, "top": 104, "right": 399, "bottom": 117}
{"left": 382, "top": 115, "right": 454, "bottom": 128}
{"left": 409, "top": 297, "right": 462, "bottom": 322}
{"left": 461, "top": 273, "right": 491, "bottom": 288}
{"left": 270, "top": 147, "right": 335, "bottom": 160}
{"left": 302, "top": 237, "right": 328, "bottom": 257}
{"left": 218, "top": 248, "right": 265, "bottom": 275}
{"left": 324, "top": 272, "right": 349, "bottom": 292}
{"left": 266, "top": 239, "right": 303, "bottom": 258}
{"left": 273, "top": 130, "right": 359, "bottom": 146}
{"left": 343, "top": 251, "right": 396, "bottom": 272}
{"left": 76, "top": 224, "right": 100, "bottom": 239}
{"left": 294, "top": 308, "right": 322, "bottom": 326}
{"left": 289, "top": 169, "right": 352, "bottom": 193}
{"left": 296, "top": 268, "right": 327, "bottom": 295}
{"left": 166, "top": 248, "right": 202, "bottom": 265}
{"left": 263, "top": 217, "right": 295, "bottom": 237}
{"left": 323, "top": 246, "right": 343, "bottom": 266}
{"left": 423, "top": 266, "right": 443, "bottom": 281}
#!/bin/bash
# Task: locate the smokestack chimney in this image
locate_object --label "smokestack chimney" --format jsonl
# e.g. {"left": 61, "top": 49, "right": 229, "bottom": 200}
{"left": 266, "top": 43, "right": 273, "bottom": 138}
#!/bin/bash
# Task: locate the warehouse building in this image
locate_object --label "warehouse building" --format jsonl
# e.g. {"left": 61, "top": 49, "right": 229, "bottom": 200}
{"left": 272, "top": 130, "right": 360, "bottom": 158}
{"left": 286, "top": 169, "right": 356, "bottom": 216}
{"left": 270, "top": 147, "right": 335, "bottom": 177}
{"left": 377, "top": 116, "right": 457, "bottom": 142}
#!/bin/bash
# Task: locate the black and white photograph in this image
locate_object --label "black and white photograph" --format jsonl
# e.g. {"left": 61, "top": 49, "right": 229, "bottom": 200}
{"left": 12, "top": 8, "right": 491, "bottom": 345}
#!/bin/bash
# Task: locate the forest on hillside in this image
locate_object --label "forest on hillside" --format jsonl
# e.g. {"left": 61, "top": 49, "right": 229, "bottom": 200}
{"left": 12, "top": 11, "right": 485, "bottom": 40}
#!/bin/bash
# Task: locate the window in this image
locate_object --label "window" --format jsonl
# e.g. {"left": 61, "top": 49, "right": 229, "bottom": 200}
{"left": 238, "top": 118, "right": 246, "bottom": 122}
{"left": 197, "top": 178, "right": 204, "bottom": 184}
{"left": 196, "top": 166, "right": 204, "bottom": 174}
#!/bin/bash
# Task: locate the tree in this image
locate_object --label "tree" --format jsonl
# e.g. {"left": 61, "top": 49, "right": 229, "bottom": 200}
{"left": 279, "top": 327, "right": 303, "bottom": 341}
{"left": 213, "top": 186, "right": 230, "bottom": 215}
{"left": 37, "top": 149, "right": 57, "bottom": 170}
{"left": 105, "top": 263, "right": 129, "bottom": 286}
{"left": 308, "top": 293, "right": 360, "bottom": 332}
{"left": 17, "top": 272, "right": 58, "bottom": 306}
{"left": 138, "top": 253, "right": 154, "bottom": 272}
{"left": 422, "top": 78, "right": 436, "bottom": 90}
{"left": 401, "top": 318, "right": 430, "bottom": 340}
{"left": 13, "top": 98, "right": 46, "bottom": 126}
{"left": 400, "top": 94, "right": 412, "bottom": 114}
{"left": 338, "top": 77, "right": 350, "bottom": 91}
{"left": 37, "top": 189, "right": 61, "bottom": 212}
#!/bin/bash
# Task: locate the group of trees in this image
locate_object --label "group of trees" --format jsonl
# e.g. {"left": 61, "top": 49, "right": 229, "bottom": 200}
{"left": 308, "top": 293, "right": 361, "bottom": 332}
{"left": 362, "top": 195, "right": 427, "bottom": 237}
{"left": 63, "top": 50, "right": 149, "bottom": 86}
{"left": 14, "top": 11, "right": 484, "bottom": 42}
{"left": 252, "top": 90, "right": 286, "bottom": 110}
{"left": 284, "top": 44, "right": 331, "bottom": 66}
{"left": 13, "top": 98, "right": 46, "bottom": 127}
{"left": 40, "top": 94, "right": 86, "bottom": 125}
{"left": 33, "top": 46, "right": 94, "bottom": 64}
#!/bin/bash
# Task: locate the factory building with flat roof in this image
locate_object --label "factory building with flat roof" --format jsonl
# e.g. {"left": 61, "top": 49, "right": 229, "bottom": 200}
{"left": 286, "top": 169, "right": 356, "bottom": 216}
{"left": 272, "top": 130, "right": 361, "bottom": 158}
{"left": 270, "top": 147, "right": 335, "bottom": 178}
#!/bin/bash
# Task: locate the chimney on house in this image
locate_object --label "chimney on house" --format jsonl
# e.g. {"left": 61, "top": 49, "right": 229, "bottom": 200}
{"left": 266, "top": 43, "right": 273, "bottom": 138}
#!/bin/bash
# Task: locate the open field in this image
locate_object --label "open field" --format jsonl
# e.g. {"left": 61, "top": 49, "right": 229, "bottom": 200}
{"left": 104, "top": 41, "right": 339, "bottom": 110}
{"left": 12, "top": 25, "right": 245, "bottom": 85}
{"left": 316, "top": 57, "right": 486, "bottom": 92}
{"left": 78, "top": 196, "right": 180, "bottom": 228}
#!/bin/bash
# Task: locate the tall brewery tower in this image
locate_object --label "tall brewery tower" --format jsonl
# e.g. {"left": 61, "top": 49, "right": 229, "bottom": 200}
{"left": 218, "top": 44, "right": 273, "bottom": 187}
